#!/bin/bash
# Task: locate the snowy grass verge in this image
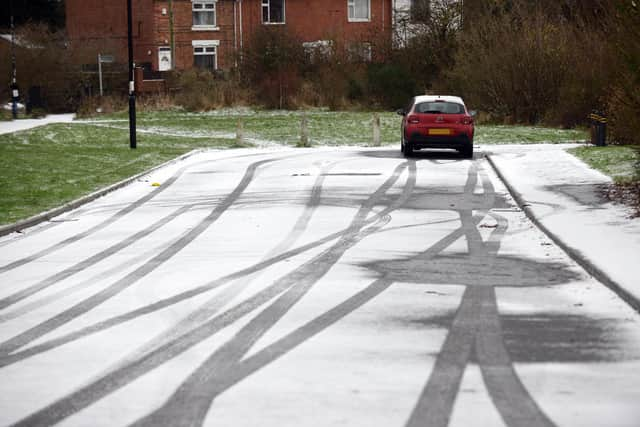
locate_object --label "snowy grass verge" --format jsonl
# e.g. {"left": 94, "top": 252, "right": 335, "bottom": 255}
{"left": 569, "top": 145, "right": 640, "bottom": 183}
{"left": 0, "top": 123, "right": 247, "bottom": 226}
{"left": 80, "top": 109, "right": 588, "bottom": 147}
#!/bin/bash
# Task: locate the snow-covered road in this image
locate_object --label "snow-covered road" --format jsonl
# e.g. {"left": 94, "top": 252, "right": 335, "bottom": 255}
{"left": 0, "top": 148, "right": 639, "bottom": 427}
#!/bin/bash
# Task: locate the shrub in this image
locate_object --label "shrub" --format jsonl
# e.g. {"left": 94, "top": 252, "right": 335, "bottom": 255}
{"left": 169, "top": 69, "right": 250, "bottom": 111}
{"left": 449, "top": 9, "right": 565, "bottom": 123}
{"left": 393, "top": 0, "right": 462, "bottom": 94}
{"left": 137, "top": 93, "right": 176, "bottom": 112}
{"left": 75, "top": 95, "right": 127, "bottom": 118}
{"left": 0, "top": 23, "right": 85, "bottom": 113}
{"left": 240, "top": 27, "right": 305, "bottom": 109}
{"left": 367, "top": 63, "right": 417, "bottom": 109}
{"left": 606, "top": 0, "right": 640, "bottom": 145}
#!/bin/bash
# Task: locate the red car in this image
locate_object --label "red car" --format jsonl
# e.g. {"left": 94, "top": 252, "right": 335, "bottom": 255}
{"left": 397, "top": 95, "right": 475, "bottom": 158}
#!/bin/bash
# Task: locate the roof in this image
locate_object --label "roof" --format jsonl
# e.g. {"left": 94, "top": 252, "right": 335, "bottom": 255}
{"left": 414, "top": 95, "right": 465, "bottom": 105}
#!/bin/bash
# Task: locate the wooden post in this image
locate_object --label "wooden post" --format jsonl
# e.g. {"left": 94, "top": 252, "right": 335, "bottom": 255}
{"left": 300, "top": 113, "right": 309, "bottom": 147}
{"left": 373, "top": 113, "right": 381, "bottom": 146}
{"left": 236, "top": 117, "right": 244, "bottom": 146}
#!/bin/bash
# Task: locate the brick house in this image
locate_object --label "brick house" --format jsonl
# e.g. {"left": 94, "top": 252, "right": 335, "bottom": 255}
{"left": 66, "top": 0, "right": 394, "bottom": 75}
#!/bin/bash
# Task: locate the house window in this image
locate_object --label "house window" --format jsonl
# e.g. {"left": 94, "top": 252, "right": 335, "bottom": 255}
{"left": 411, "top": 0, "right": 430, "bottom": 23}
{"left": 262, "top": 0, "right": 285, "bottom": 24}
{"left": 348, "top": 0, "right": 370, "bottom": 22}
{"left": 192, "top": 0, "right": 217, "bottom": 29}
{"left": 192, "top": 40, "right": 219, "bottom": 70}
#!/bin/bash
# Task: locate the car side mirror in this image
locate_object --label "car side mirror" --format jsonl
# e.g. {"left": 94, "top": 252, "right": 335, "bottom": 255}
{"left": 469, "top": 110, "right": 477, "bottom": 117}
{"left": 396, "top": 109, "right": 406, "bottom": 116}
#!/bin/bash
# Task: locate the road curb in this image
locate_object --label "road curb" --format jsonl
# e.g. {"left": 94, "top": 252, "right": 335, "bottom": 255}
{"left": 485, "top": 153, "right": 640, "bottom": 314}
{"left": 0, "top": 149, "right": 205, "bottom": 238}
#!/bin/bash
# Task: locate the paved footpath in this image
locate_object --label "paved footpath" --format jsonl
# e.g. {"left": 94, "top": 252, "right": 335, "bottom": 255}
{"left": 0, "top": 114, "right": 75, "bottom": 135}
{"left": 486, "top": 144, "right": 640, "bottom": 310}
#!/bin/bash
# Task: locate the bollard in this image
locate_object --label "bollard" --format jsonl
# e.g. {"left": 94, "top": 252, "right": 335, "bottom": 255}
{"left": 588, "top": 110, "right": 607, "bottom": 147}
{"left": 373, "top": 113, "right": 381, "bottom": 147}
{"left": 236, "top": 117, "right": 244, "bottom": 146}
{"left": 597, "top": 120, "right": 607, "bottom": 147}
{"left": 300, "top": 113, "right": 309, "bottom": 147}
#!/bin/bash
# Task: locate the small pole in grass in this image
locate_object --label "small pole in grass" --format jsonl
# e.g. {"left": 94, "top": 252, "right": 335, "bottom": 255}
{"left": 300, "top": 113, "right": 309, "bottom": 147}
{"left": 236, "top": 117, "right": 244, "bottom": 146}
{"left": 373, "top": 113, "right": 381, "bottom": 146}
{"left": 9, "top": 0, "right": 19, "bottom": 120}
{"left": 127, "top": 0, "right": 137, "bottom": 149}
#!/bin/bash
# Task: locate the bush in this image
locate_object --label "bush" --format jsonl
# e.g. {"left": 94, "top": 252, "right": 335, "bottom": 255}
{"left": 367, "top": 63, "right": 417, "bottom": 109}
{"left": 240, "top": 27, "right": 305, "bottom": 109}
{"left": 607, "top": 0, "right": 640, "bottom": 145}
{"left": 447, "top": 3, "right": 613, "bottom": 126}
{"left": 0, "top": 23, "right": 85, "bottom": 113}
{"left": 137, "top": 93, "right": 176, "bottom": 112}
{"left": 75, "top": 95, "right": 127, "bottom": 118}
{"left": 393, "top": 0, "right": 462, "bottom": 94}
{"left": 168, "top": 69, "right": 250, "bottom": 111}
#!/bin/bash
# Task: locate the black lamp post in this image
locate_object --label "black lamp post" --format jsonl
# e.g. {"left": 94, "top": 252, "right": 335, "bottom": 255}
{"left": 127, "top": 0, "right": 137, "bottom": 149}
{"left": 9, "top": 0, "right": 19, "bottom": 119}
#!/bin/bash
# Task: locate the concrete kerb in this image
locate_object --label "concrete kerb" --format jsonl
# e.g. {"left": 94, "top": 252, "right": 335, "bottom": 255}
{"left": 485, "top": 153, "right": 640, "bottom": 314}
{"left": 0, "top": 149, "right": 206, "bottom": 238}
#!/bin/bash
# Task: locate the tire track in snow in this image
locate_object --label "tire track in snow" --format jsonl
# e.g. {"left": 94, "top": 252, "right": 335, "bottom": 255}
{"left": 10, "top": 159, "right": 415, "bottom": 427}
{"left": 0, "top": 157, "right": 280, "bottom": 358}
{"left": 405, "top": 163, "right": 556, "bottom": 427}
{"left": 0, "top": 152, "right": 273, "bottom": 275}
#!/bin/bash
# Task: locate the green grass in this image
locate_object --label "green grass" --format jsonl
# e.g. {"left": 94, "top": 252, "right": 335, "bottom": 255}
{"left": 569, "top": 145, "right": 640, "bottom": 183}
{"left": 0, "top": 123, "right": 243, "bottom": 225}
{"left": 0, "top": 109, "right": 589, "bottom": 226}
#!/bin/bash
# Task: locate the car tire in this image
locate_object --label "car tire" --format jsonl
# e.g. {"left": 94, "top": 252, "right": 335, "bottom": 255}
{"left": 460, "top": 143, "right": 473, "bottom": 159}
{"left": 404, "top": 141, "right": 414, "bottom": 157}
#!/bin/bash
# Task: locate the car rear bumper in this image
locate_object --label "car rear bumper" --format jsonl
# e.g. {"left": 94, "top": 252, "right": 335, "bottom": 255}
{"left": 408, "top": 134, "right": 472, "bottom": 150}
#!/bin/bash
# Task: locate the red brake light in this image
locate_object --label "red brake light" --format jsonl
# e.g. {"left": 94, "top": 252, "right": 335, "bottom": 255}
{"left": 408, "top": 115, "right": 420, "bottom": 124}
{"left": 461, "top": 116, "right": 474, "bottom": 125}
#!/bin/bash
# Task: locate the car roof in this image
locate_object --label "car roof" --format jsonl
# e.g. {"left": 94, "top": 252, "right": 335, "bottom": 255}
{"left": 413, "top": 95, "right": 465, "bottom": 106}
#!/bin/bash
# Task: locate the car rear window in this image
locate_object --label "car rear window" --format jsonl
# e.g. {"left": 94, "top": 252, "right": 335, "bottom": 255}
{"left": 415, "top": 102, "right": 465, "bottom": 114}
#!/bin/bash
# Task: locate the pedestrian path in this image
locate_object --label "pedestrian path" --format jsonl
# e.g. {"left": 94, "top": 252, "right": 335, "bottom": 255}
{"left": 486, "top": 143, "right": 640, "bottom": 310}
{"left": 0, "top": 114, "right": 75, "bottom": 135}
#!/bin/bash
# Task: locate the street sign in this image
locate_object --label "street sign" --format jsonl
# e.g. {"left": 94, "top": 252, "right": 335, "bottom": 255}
{"left": 98, "top": 54, "right": 115, "bottom": 63}
{"left": 97, "top": 54, "right": 114, "bottom": 96}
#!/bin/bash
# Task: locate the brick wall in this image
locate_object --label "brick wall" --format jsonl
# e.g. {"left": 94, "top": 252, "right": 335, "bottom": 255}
{"left": 66, "top": 0, "right": 156, "bottom": 66}
{"left": 66, "top": 0, "right": 394, "bottom": 72}
{"left": 239, "top": 0, "right": 393, "bottom": 53}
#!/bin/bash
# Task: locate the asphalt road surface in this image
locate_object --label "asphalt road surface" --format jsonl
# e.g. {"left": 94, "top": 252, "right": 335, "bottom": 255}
{"left": 1, "top": 148, "right": 639, "bottom": 427}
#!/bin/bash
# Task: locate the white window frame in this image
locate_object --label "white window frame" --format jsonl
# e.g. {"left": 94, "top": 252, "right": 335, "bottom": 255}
{"left": 262, "top": 0, "right": 286, "bottom": 25}
{"left": 348, "top": 0, "right": 371, "bottom": 22}
{"left": 192, "top": 0, "right": 219, "bottom": 31}
{"left": 192, "top": 40, "right": 220, "bottom": 70}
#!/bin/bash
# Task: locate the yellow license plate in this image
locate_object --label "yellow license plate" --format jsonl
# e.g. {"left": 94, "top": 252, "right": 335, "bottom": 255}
{"left": 428, "top": 128, "right": 451, "bottom": 135}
